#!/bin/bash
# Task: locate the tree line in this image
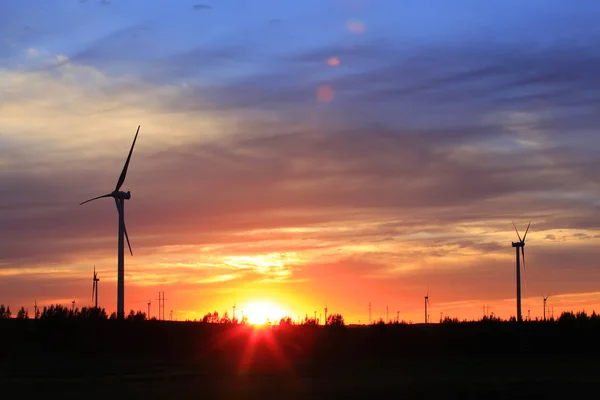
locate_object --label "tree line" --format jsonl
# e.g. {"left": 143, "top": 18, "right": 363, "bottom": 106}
{"left": 2, "top": 303, "right": 598, "bottom": 325}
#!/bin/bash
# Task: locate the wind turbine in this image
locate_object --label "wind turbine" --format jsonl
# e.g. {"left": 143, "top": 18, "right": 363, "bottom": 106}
{"left": 34, "top": 300, "right": 38, "bottom": 319}
{"left": 511, "top": 221, "right": 531, "bottom": 322}
{"left": 80, "top": 126, "right": 140, "bottom": 319}
{"left": 92, "top": 266, "right": 100, "bottom": 309}
{"left": 424, "top": 289, "right": 429, "bottom": 324}
{"left": 542, "top": 294, "right": 550, "bottom": 321}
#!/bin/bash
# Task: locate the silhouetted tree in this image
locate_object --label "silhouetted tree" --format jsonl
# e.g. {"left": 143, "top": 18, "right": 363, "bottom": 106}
{"left": 109, "top": 312, "right": 117, "bottom": 320}
{"left": 326, "top": 313, "right": 345, "bottom": 327}
{"left": 68, "top": 307, "right": 80, "bottom": 319}
{"left": 127, "top": 310, "right": 147, "bottom": 321}
{"left": 559, "top": 311, "right": 576, "bottom": 323}
{"left": 220, "top": 311, "right": 231, "bottom": 324}
{"left": 16, "top": 306, "right": 28, "bottom": 319}
{"left": 77, "top": 306, "right": 108, "bottom": 320}
{"left": 202, "top": 311, "right": 220, "bottom": 323}
{"left": 279, "top": 316, "right": 293, "bottom": 326}
{"left": 41, "top": 305, "right": 69, "bottom": 320}
{"left": 0, "top": 305, "right": 10, "bottom": 319}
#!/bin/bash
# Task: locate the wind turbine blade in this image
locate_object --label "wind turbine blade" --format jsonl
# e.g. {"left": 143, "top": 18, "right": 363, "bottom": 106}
{"left": 521, "top": 247, "right": 528, "bottom": 289}
{"left": 115, "top": 125, "right": 140, "bottom": 192}
{"left": 123, "top": 220, "right": 133, "bottom": 256}
{"left": 512, "top": 221, "right": 522, "bottom": 242}
{"left": 114, "top": 198, "right": 133, "bottom": 256}
{"left": 80, "top": 193, "right": 113, "bottom": 205}
{"left": 522, "top": 221, "right": 532, "bottom": 241}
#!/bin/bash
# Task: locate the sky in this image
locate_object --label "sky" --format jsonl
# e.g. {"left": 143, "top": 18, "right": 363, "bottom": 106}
{"left": 1, "top": 0, "right": 600, "bottom": 323}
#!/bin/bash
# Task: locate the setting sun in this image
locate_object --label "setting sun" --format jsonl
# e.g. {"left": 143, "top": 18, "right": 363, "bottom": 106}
{"left": 243, "top": 301, "right": 286, "bottom": 325}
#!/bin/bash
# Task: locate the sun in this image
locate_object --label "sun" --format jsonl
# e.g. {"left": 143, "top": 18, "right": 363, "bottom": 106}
{"left": 243, "top": 301, "right": 286, "bottom": 325}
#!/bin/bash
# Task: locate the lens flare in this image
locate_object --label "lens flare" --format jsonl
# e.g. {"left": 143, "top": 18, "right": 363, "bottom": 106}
{"left": 316, "top": 85, "right": 334, "bottom": 102}
{"left": 346, "top": 19, "right": 366, "bottom": 33}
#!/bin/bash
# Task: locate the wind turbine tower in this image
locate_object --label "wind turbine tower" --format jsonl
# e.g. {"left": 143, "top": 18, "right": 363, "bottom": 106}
{"left": 542, "top": 294, "right": 550, "bottom": 321}
{"left": 92, "top": 266, "right": 100, "bottom": 309}
{"left": 71, "top": 300, "right": 75, "bottom": 312}
{"left": 80, "top": 126, "right": 140, "bottom": 319}
{"left": 147, "top": 301, "right": 151, "bottom": 319}
{"left": 34, "top": 300, "right": 39, "bottom": 319}
{"left": 511, "top": 221, "right": 531, "bottom": 322}
{"left": 424, "top": 290, "right": 429, "bottom": 324}
{"left": 324, "top": 304, "right": 328, "bottom": 326}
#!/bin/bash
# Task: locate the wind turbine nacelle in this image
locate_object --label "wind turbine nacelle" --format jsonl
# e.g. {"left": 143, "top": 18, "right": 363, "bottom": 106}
{"left": 511, "top": 241, "right": 524, "bottom": 248}
{"left": 115, "top": 191, "right": 132, "bottom": 199}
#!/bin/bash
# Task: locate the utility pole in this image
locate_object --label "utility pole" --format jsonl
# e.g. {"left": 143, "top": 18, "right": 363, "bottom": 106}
{"left": 169, "top": 310, "right": 173, "bottom": 321}
{"left": 396, "top": 310, "right": 399, "bottom": 323}
{"left": 324, "top": 304, "right": 328, "bottom": 326}
{"left": 440, "top": 312, "right": 443, "bottom": 323}
{"left": 156, "top": 291, "right": 166, "bottom": 320}
{"left": 314, "top": 310, "right": 317, "bottom": 322}
{"left": 368, "top": 302, "right": 372, "bottom": 324}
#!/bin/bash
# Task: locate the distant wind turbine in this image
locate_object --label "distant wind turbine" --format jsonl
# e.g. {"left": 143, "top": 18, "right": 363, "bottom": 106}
{"left": 92, "top": 265, "right": 100, "bottom": 309}
{"left": 542, "top": 294, "right": 550, "bottom": 321}
{"left": 424, "top": 288, "right": 429, "bottom": 324}
{"left": 80, "top": 126, "right": 140, "bottom": 319}
{"left": 511, "top": 221, "right": 531, "bottom": 322}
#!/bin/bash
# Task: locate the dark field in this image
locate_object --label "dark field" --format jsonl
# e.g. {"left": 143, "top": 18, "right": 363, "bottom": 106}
{"left": 2, "top": 320, "right": 599, "bottom": 399}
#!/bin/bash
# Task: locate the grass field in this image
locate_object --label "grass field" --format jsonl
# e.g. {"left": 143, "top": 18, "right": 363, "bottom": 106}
{"left": 3, "top": 354, "right": 598, "bottom": 398}
{"left": 2, "top": 320, "right": 599, "bottom": 398}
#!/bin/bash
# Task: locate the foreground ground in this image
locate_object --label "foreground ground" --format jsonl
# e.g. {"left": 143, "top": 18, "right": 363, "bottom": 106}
{"left": 1, "top": 320, "right": 599, "bottom": 398}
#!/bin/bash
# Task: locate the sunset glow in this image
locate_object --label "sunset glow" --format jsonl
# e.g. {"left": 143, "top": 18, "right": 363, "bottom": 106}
{"left": 243, "top": 301, "right": 287, "bottom": 325}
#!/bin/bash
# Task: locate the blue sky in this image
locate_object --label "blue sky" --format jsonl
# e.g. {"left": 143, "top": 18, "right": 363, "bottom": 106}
{"left": 1, "top": 1, "right": 600, "bottom": 321}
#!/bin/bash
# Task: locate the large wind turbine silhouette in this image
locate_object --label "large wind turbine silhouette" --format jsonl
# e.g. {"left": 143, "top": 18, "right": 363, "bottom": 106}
{"left": 512, "top": 221, "right": 531, "bottom": 322}
{"left": 80, "top": 126, "right": 140, "bottom": 319}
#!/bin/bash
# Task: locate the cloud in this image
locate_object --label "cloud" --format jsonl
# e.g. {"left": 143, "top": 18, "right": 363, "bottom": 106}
{"left": 2, "top": 5, "right": 600, "bottom": 320}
